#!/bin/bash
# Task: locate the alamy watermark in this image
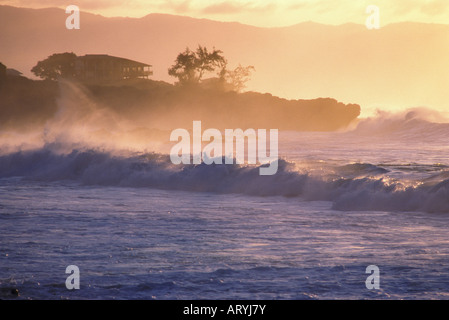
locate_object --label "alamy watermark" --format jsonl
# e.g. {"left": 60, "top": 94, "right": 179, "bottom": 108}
{"left": 66, "top": 5, "right": 80, "bottom": 29}
{"left": 170, "top": 121, "right": 279, "bottom": 175}
{"left": 365, "top": 265, "right": 380, "bottom": 289}
{"left": 366, "top": 5, "right": 380, "bottom": 30}
{"left": 65, "top": 265, "right": 80, "bottom": 290}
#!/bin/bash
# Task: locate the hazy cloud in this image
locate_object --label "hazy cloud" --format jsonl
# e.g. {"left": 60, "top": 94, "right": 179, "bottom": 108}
{"left": 419, "top": 0, "right": 449, "bottom": 15}
{"left": 156, "top": 0, "right": 193, "bottom": 14}
{"left": 284, "top": 0, "right": 449, "bottom": 25}
{"left": 201, "top": 1, "right": 275, "bottom": 15}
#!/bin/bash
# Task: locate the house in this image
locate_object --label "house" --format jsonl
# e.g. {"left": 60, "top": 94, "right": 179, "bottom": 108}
{"left": 75, "top": 54, "right": 153, "bottom": 82}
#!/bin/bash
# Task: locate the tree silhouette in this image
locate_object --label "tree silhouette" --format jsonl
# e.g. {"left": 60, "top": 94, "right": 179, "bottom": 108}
{"left": 168, "top": 45, "right": 227, "bottom": 85}
{"left": 31, "top": 52, "right": 77, "bottom": 80}
{"left": 224, "top": 64, "right": 255, "bottom": 92}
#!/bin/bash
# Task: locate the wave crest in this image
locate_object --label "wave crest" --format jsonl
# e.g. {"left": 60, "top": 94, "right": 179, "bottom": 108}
{"left": 1, "top": 148, "right": 449, "bottom": 213}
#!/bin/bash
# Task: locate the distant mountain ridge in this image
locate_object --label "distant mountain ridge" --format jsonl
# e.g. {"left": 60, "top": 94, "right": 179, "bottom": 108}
{"left": 1, "top": 5, "right": 448, "bottom": 112}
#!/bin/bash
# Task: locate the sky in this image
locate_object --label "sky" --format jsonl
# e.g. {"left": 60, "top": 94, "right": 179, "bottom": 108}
{"left": 1, "top": 0, "right": 449, "bottom": 27}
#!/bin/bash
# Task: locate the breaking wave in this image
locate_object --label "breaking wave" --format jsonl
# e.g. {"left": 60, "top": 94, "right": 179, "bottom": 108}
{"left": 349, "top": 107, "right": 449, "bottom": 140}
{"left": 1, "top": 148, "right": 449, "bottom": 213}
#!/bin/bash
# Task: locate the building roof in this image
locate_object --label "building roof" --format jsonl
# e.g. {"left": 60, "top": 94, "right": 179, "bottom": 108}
{"left": 77, "top": 54, "right": 152, "bottom": 67}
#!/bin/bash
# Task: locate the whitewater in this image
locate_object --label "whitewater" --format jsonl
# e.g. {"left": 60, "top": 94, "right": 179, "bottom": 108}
{"left": 2, "top": 94, "right": 449, "bottom": 299}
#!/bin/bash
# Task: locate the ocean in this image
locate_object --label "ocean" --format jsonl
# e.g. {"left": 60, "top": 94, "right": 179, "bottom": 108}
{"left": 1, "top": 108, "right": 449, "bottom": 300}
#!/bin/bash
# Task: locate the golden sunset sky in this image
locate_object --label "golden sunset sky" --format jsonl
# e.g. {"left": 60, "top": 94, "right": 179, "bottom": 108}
{"left": 1, "top": 0, "right": 448, "bottom": 26}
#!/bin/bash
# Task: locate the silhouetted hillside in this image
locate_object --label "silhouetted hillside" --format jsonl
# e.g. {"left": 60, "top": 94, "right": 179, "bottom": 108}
{"left": 0, "top": 75, "right": 58, "bottom": 130}
{"left": 0, "top": 77, "right": 360, "bottom": 133}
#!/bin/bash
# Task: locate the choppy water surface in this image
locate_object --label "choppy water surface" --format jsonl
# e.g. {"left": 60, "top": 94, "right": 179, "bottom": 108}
{"left": 2, "top": 114, "right": 449, "bottom": 299}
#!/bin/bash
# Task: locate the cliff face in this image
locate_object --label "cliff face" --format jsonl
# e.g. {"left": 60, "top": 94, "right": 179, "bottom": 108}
{"left": 0, "top": 77, "right": 360, "bottom": 134}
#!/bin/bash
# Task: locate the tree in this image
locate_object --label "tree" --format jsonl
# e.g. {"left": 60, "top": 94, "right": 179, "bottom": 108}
{"left": 31, "top": 52, "right": 77, "bottom": 80}
{"left": 224, "top": 64, "right": 255, "bottom": 92}
{"left": 168, "top": 45, "right": 227, "bottom": 85}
